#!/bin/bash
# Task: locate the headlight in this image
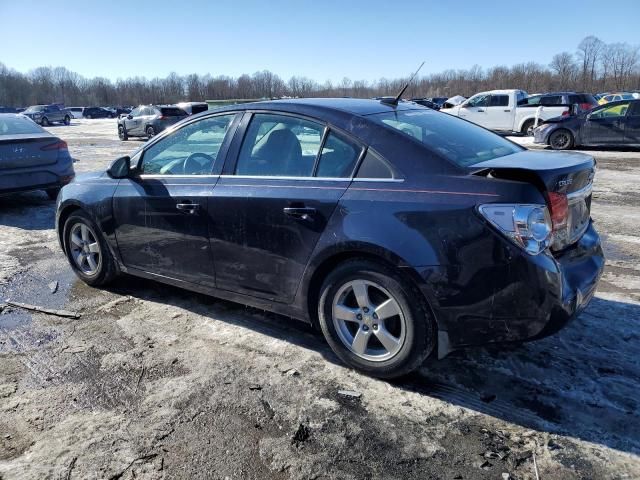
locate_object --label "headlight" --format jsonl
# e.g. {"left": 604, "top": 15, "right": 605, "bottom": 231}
{"left": 479, "top": 204, "right": 552, "bottom": 255}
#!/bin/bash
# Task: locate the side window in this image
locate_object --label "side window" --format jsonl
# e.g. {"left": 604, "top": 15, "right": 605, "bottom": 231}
{"left": 140, "top": 114, "right": 235, "bottom": 175}
{"left": 236, "top": 113, "right": 324, "bottom": 177}
{"left": 489, "top": 95, "right": 509, "bottom": 107}
{"left": 541, "top": 96, "right": 562, "bottom": 105}
{"left": 356, "top": 149, "right": 396, "bottom": 179}
{"left": 130, "top": 107, "right": 141, "bottom": 117}
{"left": 315, "top": 132, "right": 361, "bottom": 178}
{"left": 591, "top": 102, "right": 630, "bottom": 119}
{"left": 629, "top": 102, "right": 640, "bottom": 116}
{"left": 466, "top": 94, "right": 489, "bottom": 108}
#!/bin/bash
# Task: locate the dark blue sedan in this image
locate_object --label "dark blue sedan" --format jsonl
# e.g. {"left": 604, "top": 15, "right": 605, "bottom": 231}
{"left": 0, "top": 114, "right": 75, "bottom": 199}
{"left": 55, "top": 98, "right": 604, "bottom": 378}
{"left": 534, "top": 99, "right": 640, "bottom": 149}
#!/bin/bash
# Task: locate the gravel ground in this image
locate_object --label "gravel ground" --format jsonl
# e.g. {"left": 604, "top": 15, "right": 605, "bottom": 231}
{"left": 0, "top": 119, "right": 639, "bottom": 479}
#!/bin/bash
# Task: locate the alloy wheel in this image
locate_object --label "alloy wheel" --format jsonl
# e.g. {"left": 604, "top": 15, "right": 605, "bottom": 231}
{"left": 69, "top": 223, "right": 102, "bottom": 276}
{"left": 332, "top": 279, "right": 406, "bottom": 362}
{"left": 551, "top": 131, "right": 571, "bottom": 149}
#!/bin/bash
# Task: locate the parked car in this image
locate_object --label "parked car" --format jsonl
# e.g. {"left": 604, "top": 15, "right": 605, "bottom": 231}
{"left": 519, "top": 92, "right": 598, "bottom": 113}
{"left": 83, "top": 107, "right": 114, "bottom": 119}
{"left": 117, "top": 105, "right": 188, "bottom": 140}
{"left": 410, "top": 98, "right": 440, "bottom": 110}
{"left": 177, "top": 102, "right": 209, "bottom": 115}
{"left": 0, "top": 106, "right": 18, "bottom": 113}
{"left": 113, "top": 107, "right": 131, "bottom": 117}
{"left": 441, "top": 90, "right": 570, "bottom": 135}
{"left": 597, "top": 92, "right": 635, "bottom": 105}
{"left": 427, "top": 97, "right": 448, "bottom": 108}
{"left": 22, "top": 104, "right": 71, "bottom": 126}
{"left": 534, "top": 99, "right": 640, "bottom": 149}
{"left": 56, "top": 98, "right": 603, "bottom": 378}
{"left": 0, "top": 114, "right": 75, "bottom": 199}
{"left": 67, "top": 107, "right": 85, "bottom": 119}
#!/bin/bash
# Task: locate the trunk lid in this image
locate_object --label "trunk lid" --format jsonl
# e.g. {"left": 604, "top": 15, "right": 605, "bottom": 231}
{"left": 0, "top": 133, "right": 60, "bottom": 169}
{"left": 472, "top": 150, "right": 595, "bottom": 251}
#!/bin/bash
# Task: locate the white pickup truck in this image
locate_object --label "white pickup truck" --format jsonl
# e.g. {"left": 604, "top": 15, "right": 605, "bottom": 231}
{"left": 441, "top": 89, "right": 570, "bottom": 135}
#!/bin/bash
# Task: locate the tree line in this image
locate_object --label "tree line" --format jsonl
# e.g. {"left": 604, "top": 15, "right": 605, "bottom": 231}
{"left": 1, "top": 36, "right": 638, "bottom": 108}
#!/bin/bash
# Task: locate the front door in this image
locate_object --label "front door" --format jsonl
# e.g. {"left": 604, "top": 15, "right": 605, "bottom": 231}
{"left": 112, "top": 113, "right": 239, "bottom": 287}
{"left": 458, "top": 93, "right": 489, "bottom": 128}
{"left": 209, "top": 112, "right": 363, "bottom": 303}
{"left": 585, "top": 102, "right": 629, "bottom": 144}
{"left": 484, "top": 94, "right": 512, "bottom": 131}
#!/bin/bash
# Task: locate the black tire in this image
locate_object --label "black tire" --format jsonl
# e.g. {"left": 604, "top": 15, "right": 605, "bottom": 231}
{"left": 63, "top": 115, "right": 71, "bottom": 126}
{"left": 86, "top": 114, "right": 92, "bottom": 119}
{"left": 118, "top": 125, "right": 128, "bottom": 141}
{"left": 318, "top": 259, "right": 435, "bottom": 378}
{"left": 45, "top": 188, "right": 60, "bottom": 200}
{"left": 522, "top": 119, "right": 538, "bottom": 136}
{"left": 40, "top": 117, "right": 49, "bottom": 126}
{"left": 63, "top": 210, "right": 118, "bottom": 287}
{"left": 549, "top": 129, "right": 574, "bottom": 150}
{"left": 146, "top": 125, "right": 155, "bottom": 140}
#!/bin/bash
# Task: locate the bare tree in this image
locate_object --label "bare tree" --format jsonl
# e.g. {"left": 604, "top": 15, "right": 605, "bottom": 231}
{"left": 577, "top": 36, "right": 604, "bottom": 91}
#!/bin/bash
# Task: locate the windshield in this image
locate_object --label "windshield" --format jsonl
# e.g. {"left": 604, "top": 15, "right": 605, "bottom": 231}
{"left": 0, "top": 115, "right": 45, "bottom": 135}
{"left": 24, "top": 106, "right": 43, "bottom": 113}
{"left": 370, "top": 110, "right": 523, "bottom": 167}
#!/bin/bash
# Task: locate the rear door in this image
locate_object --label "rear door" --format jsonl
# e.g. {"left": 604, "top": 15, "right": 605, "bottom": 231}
{"left": 484, "top": 94, "right": 512, "bottom": 130}
{"left": 112, "top": 113, "right": 240, "bottom": 286}
{"left": 584, "top": 102, "right": 629, "bottom": 144}
{"left": 209, "top": 112, "right": 363, "bottom": 302}
{"left": 624, "top": 101, "right": 640, "bottom": 145}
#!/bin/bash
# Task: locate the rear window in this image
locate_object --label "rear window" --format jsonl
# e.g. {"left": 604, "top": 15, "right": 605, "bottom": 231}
{"left": 489, "top": 95, "right": 509, "bottom": 107}
{"left": 190, "top": 104, "right": 208, "bottom": 114}
{"left": 569, "top": 94, "right": 596, "bottom": 105}
{"left": 161, "top": 107, "right": 187, "bottom": 117}
{"left": 0, "top": 115, "right": 45, "bottom": 135}
{"left": 370, "top": 110, "right": 523, "bottom": 167}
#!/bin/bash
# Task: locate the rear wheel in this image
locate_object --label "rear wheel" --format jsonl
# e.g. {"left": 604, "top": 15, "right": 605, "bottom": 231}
{"left": 86, "top": 114, "right": 92, "bottom": 119}
{"left": 63, "top": 211, "right": 118, "bottom": 286}
{"left": 522, "top": 119, "right": 538, "bottom": 136}
{"left": 549, "top": 129, "right": 574, "bottom": 150}
{"left": 146, "top": 126, "right": 155, "bottom": 140}
{"left": 118, "top": 125, "right": 128, "bottom": 140}
{"left": 63, "top": 115, "right": 71, "bottom": 126}
{"left": 40, "top": 117, "right": 49, "bottom": 126}
{"left": 318, "top": 259, "right": 435, "bottom": 378}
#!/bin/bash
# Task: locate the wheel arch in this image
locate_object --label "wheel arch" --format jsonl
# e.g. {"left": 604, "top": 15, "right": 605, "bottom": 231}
{"left": 303, "top": 246, "right": 440, "bottom": 337}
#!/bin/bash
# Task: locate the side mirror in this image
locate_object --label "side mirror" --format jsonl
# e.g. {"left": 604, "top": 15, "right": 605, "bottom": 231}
{"left": 127, "top": 114, "right": 133, "bottom": 119}
{"left": 107, "top": 156, "right": 131, "bottom": 179}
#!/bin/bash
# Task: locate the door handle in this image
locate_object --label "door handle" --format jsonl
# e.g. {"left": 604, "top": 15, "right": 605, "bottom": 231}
{"left": 283, "top": 206, "right": 316, "bottom": 220}
{"left": 504, "top": 109, "right": 511, "bottom": 112}
{"left": 176, "top": 202, "right": 200, "bottom": 214}
{"left": 477, "top": 109, "right": 485, "bottom": 112}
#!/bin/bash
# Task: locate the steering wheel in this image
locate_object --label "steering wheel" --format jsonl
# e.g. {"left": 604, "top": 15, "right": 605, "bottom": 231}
{"left": 182, "top": 152, "right": 214, "bottom": 175}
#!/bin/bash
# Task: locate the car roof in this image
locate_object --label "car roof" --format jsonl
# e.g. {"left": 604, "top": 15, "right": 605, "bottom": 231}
{"left": 209, "top": 97, "right": 419, "bottom": 117}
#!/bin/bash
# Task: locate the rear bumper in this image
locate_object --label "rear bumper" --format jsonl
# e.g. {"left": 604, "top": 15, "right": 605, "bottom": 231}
{"left": 413, "top": 222, "right": 604, "bottom": 355}
{"left": 0, "top": 163, "right": 75, "bottom": 196}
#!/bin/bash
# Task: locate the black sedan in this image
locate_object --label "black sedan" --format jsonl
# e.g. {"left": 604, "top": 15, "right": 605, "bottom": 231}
{"left": 535, "top": 99, "right": 640, "bottom": 149}
{"left": 1, "top": 114, "right": 75, "bottom": 199}
{"left": 55, "top": 98, "right": 604, "bottom": 378}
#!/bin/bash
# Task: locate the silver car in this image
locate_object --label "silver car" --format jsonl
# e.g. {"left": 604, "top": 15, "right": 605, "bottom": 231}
{"left": 0, "top": 114, "right": 75, "bottom": 199}
{"left": 117, "top": 105, "right": 188, "bottom": 140}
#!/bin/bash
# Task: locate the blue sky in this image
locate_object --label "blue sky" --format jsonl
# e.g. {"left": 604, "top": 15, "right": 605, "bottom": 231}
{"left": 0, "top": 0, "right": 638, "bottom": 82}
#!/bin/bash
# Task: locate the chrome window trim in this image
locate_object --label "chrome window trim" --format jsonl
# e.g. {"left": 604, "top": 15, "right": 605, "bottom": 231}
{"left": 138, "top": 174, "right": 220, "bottom": 179}
{"left": 218, "top": 175, "right": 351, "bottom": 182}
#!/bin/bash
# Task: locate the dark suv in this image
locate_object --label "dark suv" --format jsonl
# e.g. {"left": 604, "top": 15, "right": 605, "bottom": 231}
{"left": 519, "top": 92, "right": 598, "bottom": 112}
{"left": 22, "top": 105, "right": 71, "bottom": 126}
{"left": 117, "top": 105, "right": 188, "bottom": 140}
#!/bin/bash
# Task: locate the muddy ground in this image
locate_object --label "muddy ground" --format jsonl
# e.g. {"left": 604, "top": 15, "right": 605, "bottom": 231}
{"left": 0, "top": 119, "right": 639, "bottom": 479}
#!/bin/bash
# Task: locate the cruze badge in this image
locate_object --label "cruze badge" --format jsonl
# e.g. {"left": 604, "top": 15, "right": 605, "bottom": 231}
{"left": 557, "top": 178, "right": 573, "bottom": 188}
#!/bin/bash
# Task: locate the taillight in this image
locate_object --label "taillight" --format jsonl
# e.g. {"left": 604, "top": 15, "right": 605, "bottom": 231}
{"left": 580, "top": 103, "right": 594, "bottom": 111}
{"left": 40, "top": 140, "right": 68, "bottom": 151}
{"left": 561, "top": 110, "right": 570, "bottom": 116}
{"left": 548, "top": 192, "right": 568, "bottom": 230}
{"left": 158, "top": 115, "right": 167, "bottom": 120}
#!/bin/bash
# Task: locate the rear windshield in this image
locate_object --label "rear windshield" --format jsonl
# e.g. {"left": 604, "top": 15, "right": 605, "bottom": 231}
{"left": 370, "top": 110, "right": 523, "bottom": 167}
{"left": 0, "top": 115, "right": 45, "bottom": 135}
{"left": 161, "top": 107, "right": 187, "bottom": 117}
{"left": 569, "top": 94, "right": 597, "bottom": 104}
{"left": 190, "top": 104, "right": 208, "bottom": 114}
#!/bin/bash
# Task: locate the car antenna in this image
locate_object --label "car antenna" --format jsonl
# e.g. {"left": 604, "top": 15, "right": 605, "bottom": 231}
{"left": 380, "top": 61, "right": 425, "bottom": 106}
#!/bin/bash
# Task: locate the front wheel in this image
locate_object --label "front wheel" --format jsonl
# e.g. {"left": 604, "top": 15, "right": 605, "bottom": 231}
{"left": 522, "top": 119, "right": 538, "bottom": 136}
{"left": 40, "top": 117, "right": 49, "bottom": 126}
{"left": 63, "top": 211, "right": 118, "bottom": 286}
{"left": 63, "top": 115, "right": 71, "bottom": 125}
{"left": 146, "top": 126, "right": 155, "bottom": 140}
{"left": 549, "top": 129, "right": 574, "bottom": 150}
{"left": 118, "top": 125, "right": 128, "bottom": 140}
{"left": 318, "top": 259, "right": 435, "bottom": 378}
